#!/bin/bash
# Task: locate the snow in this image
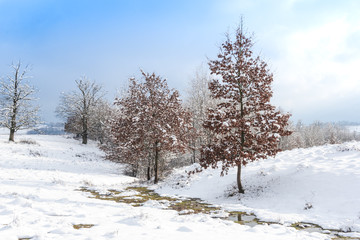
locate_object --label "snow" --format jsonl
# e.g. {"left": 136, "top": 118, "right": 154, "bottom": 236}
{"left": 0, "top": 127, "right": 30, "bottom": 135}
{"left": 157, "top": 142, "right": 360, "bottom": 237}
{"left": 0, "top": 134, "right": 359, "bottom": 239}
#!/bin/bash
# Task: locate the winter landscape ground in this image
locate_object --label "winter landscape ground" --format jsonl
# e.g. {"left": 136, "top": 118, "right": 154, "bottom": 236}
{"left": 0, "top": 133, "right": 360, "bottom": 240}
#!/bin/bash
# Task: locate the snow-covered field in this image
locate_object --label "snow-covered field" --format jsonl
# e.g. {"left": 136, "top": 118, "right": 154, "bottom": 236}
{"left": 157, "top": 142, "right": 360, "bottom": 236}
{"left": 0, "top": 134, "right": 359, "bottom": 239}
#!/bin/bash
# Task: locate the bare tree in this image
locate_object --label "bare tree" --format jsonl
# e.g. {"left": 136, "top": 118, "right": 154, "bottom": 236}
{"left": 197, "top": 23, "right": 291, "bottom": 193}
{"left": 88, "top": 100, "right": 114, "bottom": 144}
{"left": 56, "top": 76, "right": 105, "bottom": 144}
{"left": 185, "top": 65, "right": 216, "bottom": 163}
{"left": 0, "top": 61, "right": 40, "bottom": 141}
{"left": 64, "top": 99, "right": 112, "bottom": 143}
{"left": 105, "top": 70, "right": 194, "bottom": 183}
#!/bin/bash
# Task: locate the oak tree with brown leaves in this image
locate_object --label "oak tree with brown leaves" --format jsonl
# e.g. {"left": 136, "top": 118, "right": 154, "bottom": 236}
{"left": 199, "top": 24, "right": 291, "bottom": 193}
{"left": 105, "top": 70, "right": 194, "bottom": 183}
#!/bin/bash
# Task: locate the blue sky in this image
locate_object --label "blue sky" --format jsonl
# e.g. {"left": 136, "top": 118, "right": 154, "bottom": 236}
{"left": 1, "top": 0, "right": 360, "bottom": 123}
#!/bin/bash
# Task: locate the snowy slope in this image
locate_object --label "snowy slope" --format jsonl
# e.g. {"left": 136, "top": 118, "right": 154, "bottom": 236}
{"left": 0, "top": 134, "right": 331, "bottom": 240}
{"left": 157, "top": 141, "right": 360, "bottom": 237}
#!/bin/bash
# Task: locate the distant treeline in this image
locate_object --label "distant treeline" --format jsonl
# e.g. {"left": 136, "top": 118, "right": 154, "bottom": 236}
{"left": 27, "top": 123, "right": 65, "bottom": 135}
{"left": 279, "top": 121, "right": 360, "bottom": 150}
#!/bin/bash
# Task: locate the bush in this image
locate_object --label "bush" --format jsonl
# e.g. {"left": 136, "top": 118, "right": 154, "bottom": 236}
{"left": 19, "top": 138, "right": 38, "bottom": 145}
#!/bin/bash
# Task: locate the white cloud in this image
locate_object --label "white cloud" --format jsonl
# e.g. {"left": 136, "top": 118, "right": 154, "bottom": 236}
{"left": 272, "top": 15, "right": 360, "bottom": 121}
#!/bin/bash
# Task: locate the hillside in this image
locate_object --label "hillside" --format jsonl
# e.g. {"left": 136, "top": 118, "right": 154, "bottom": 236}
{"left": 0, "top": 134, "right": 359, "bottom": 239}
{"left": 157, "top": 141, "right": 360, "bottom": 235}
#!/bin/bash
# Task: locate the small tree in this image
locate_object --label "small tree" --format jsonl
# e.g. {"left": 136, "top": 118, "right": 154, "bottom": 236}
{"left": 106, "top": 70, "right": 194, "bottom": 183}
{"left": 88, "top": 100, "right": 114, "bottom": 143}
{"left": 0, "top": 61, "right": 40, "bottom": 141}
{"left": 199, "top": 23, "right": 291, "bottom": 193}
{"left": 56, "top": 76, "right": 105, "bottom": 144}
{"left": 64, "top": 99, "right": 112, "bottom": 143}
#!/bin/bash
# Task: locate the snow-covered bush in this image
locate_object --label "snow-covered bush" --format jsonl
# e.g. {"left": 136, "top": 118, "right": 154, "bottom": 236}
{"left": 19, "top": 138, "right": 38, "bottom": 145}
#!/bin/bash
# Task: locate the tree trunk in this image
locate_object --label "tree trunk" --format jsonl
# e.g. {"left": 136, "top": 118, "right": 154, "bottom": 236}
{"left": 82, "top": 132, "right": 88, "bottom": 144}
{"left": 191, "top": 120, "right": 196, "bottom": 164}
{"left": 9, "top": 128, "right": 15, "bottom": 142}
{"left": 237, "top": 69, "right": 245, "bottom": 194}
{"left": 147, "top": 153, "right": 152, "bottom": 181}
{"left": 237, "top": 164, "right": 245, "bottom": 193}
{"left": 154, "top": 142, "right": 159, "bottom": 184}
{"left": 132, "top": 163, "right": 138, "bottom": 177}
{"left": 82, "top": 117, "right": 88, "bottom": 144}
{"left": 9, "top": 100, "right": 17, "bottom": 142}
{"left": 147, "top": 166, "right": 151, "bottom": 181}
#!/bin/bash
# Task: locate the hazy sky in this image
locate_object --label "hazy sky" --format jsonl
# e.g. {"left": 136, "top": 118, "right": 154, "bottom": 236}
{"left": 0, "top": 0, "right": 359, "bottom": 123}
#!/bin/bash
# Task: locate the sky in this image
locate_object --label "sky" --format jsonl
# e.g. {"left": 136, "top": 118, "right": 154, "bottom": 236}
{"left": 0, "top": 0, "right": 360, "bottom": 124}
